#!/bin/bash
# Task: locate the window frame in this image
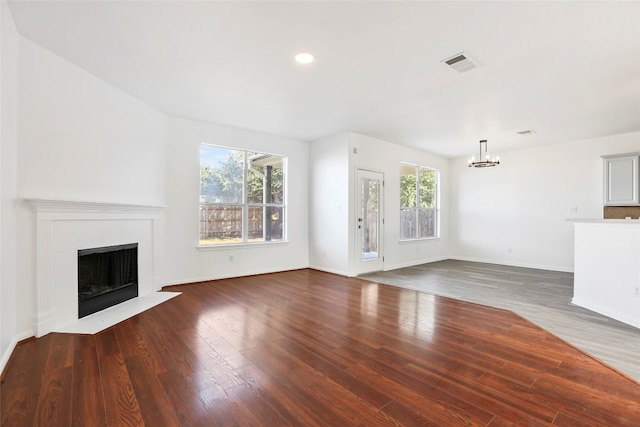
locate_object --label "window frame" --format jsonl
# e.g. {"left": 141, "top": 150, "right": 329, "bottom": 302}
{"left": 198, "top": 144, "right": 287, "bottom": 248}
{"left": 399, "top": 163, "right": 440, "bottom": 241}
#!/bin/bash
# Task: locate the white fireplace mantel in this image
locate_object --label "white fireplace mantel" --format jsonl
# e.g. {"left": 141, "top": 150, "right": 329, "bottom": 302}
{"left": 25, "top": 198, "right": 167, "bottom": 337}
{"left": 26, "top": 198, "right": 167, "bottom": 215}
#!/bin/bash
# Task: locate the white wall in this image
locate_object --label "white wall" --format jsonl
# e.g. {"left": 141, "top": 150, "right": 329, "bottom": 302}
{"left": 1, "top": 0, "right": 19, "bottom": 372}
{"left": 15, "top": 37, "right": 166, "bottom": 337}
{"left": 348, "top": 133, "right": 450, "bottom": 274}
{"left": 450, "top": 131, "right": 640, "bottom": 272}
{"left": 308, "top": 133, "right": 350, "bottom": 275}
{"left": 17, "top": 38, "right": 166, "bottom": 205}
{"left": 163, "top": 116, "right": 309, "bottom": 285}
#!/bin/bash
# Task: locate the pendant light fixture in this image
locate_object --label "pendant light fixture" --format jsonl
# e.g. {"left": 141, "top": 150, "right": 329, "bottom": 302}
{"left": 468, "top": 139, "right": 500, "bottom": 168}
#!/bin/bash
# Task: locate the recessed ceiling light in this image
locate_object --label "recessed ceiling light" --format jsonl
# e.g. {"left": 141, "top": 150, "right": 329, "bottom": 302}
{"left": 295, "top": 52, "right": 314, "bottom": 64}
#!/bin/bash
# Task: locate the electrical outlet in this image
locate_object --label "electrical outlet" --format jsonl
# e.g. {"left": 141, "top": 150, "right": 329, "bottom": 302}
{"left": 569, "top": 206, "right": 578, "bottom": 213}
{"left": 228, "top": 255, "right": 234, "bottom": 262}
{"left": 507, "top": 247, "right": 513, "bottom": 254}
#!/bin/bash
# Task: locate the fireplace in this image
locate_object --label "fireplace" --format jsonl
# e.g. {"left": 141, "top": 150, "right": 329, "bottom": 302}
{"left": 78, "top": 243, "right": 139, "bottom": 318}
{"left": 26, "top": 198, "right": 167, "bottom": 337}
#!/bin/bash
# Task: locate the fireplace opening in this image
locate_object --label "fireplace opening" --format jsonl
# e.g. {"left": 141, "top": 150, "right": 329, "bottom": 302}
{"left": 78, "top": 243, "right": 139, "bottom": 318}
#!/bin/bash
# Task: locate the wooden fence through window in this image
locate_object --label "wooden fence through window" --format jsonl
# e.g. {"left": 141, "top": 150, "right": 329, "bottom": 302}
{"left": 199, "top": 204, "right": 283, "bottom": 241}
{"left": 400, "top": 208, "right": 437, "bottom": 239}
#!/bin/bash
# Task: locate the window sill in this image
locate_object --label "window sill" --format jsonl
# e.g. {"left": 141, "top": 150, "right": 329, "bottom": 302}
{"left": 196, "top": 241, "right": 289, "bottom": 251}
{"left": 399, "top": 237, "right": 440, "bottom": 243}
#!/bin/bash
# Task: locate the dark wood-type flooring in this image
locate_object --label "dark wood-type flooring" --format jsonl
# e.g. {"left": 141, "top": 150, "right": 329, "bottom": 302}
{"left": 364, "top": 259, "right": 640, "bottom": 381}
{"left": 2, "top": 269, "right": 639, "bottom": 426}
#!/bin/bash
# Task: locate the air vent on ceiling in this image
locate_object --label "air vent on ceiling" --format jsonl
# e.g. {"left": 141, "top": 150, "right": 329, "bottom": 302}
{"left": 516, "top": 130, "right": 537, "bottom": 136}
{"left": 442, "top": 52, "right": 479, "bottom": 73}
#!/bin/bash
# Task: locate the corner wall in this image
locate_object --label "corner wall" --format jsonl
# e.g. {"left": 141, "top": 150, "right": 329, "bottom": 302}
{"left": 308, "top": 132, "right": 451, "bottom": 277}
{"left": 347, "top": 133, "right": 450, "bottom": 274}
{"left": 1, "top": 0, "right": 19, "bottom": 372}
{"left": 450, "top": 131, "right": 640, "bottom": 272}
{"left": 15, "top": 36, "right": 166, "bottom": 339}
{"left": 308, "top": 133, "right": 350, "bottom": 275}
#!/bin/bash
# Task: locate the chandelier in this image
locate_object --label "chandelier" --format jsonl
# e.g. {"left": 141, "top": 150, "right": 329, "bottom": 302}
{"left": 468, "top": 139, "right": 500, "bottom": 168}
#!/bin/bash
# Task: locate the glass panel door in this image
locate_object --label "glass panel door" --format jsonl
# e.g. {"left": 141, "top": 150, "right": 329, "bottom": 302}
{"left": 356, "top": 169, "right": 384, "bottom": 274}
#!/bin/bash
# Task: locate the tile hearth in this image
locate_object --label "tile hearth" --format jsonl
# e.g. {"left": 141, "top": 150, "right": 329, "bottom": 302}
{"left": 55, "top": 291, "right": 180, "bottom": 335}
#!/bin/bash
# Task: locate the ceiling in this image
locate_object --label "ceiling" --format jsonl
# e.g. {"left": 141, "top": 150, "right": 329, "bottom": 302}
{"left": 7, "top": 1, "right": 640, "bottom": 158}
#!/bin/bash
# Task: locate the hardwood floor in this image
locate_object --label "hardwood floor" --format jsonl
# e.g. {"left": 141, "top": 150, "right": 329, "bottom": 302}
{"left": 2, "top": 268, "right": 639, "bottom": 426}
{"left": 364, "top": 259, "right": 640, "bottom": 382}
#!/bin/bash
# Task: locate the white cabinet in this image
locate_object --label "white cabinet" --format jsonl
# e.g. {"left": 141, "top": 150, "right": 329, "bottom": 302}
{"left": 603, "top": 153, "right": 639, "bottom": 205}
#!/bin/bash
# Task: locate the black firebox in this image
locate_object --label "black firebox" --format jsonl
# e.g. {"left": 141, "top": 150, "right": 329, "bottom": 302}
{"left": 78, "top": 243, "right": 139, "bottom": 318}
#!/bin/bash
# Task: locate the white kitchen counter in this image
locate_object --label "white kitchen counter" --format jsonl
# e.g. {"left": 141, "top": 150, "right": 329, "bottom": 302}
{"left": 572, "top": 220, "right": 640, "bottom": 328}
{"left": 567, "top": 218, "right": 640, "bottom": 225}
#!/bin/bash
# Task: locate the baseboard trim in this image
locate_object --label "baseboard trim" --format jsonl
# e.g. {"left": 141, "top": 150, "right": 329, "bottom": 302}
{"left": 1, "top": 330, "right": 34, "bottom": 381}
{"left": 307, "top": 265, "right": 350, "bottom": 277}
{"left": 572, "top": 297, "right": 640, "bottom": 329}
{"left": 450, "top": 256, "right": 574, "bottom": 273}
{"left": 162, "top": 266, "right": 309, "bottom": 288}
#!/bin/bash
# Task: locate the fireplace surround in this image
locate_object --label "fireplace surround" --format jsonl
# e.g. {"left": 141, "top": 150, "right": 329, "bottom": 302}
{"left": 25, "top": 199, "right": 166, "bottom": 337}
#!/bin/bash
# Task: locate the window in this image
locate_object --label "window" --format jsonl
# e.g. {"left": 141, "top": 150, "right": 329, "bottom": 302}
{"left": 400, "top": 163, "right": 439, "bottom": 240}
{"left": 199, "top": 144, "right": 286, "bottom": 245}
